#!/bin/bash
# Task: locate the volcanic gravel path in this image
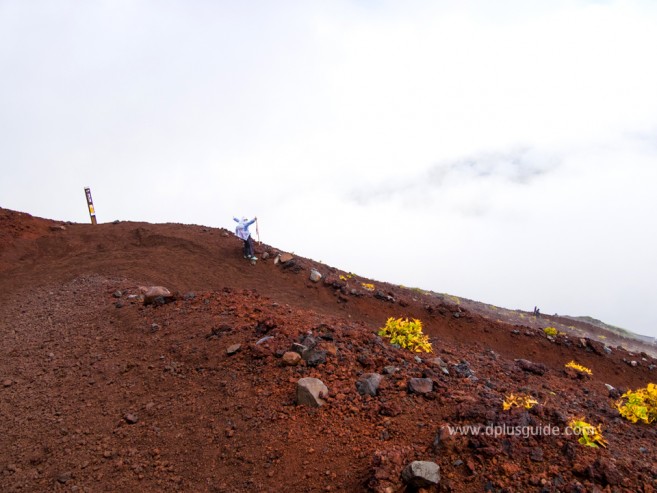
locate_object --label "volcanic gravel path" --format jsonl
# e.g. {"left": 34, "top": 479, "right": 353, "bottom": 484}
{"left": 1, "top": 208, "right": 656, "bottom": 492}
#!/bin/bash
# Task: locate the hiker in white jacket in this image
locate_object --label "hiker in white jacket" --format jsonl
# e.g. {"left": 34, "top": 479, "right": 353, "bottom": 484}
{"left": 233, "top": 216, "right": 257, "bottom": 260}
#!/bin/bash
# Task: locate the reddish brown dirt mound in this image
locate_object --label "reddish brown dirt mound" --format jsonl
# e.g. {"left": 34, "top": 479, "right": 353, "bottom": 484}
{"left": 1, "top": 208, "right": 656, "bottom": 492}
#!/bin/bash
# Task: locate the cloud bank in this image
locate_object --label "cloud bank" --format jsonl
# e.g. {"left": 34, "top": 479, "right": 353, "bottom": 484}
{"left": 1, "top": 0, "right": 656, "bottom": 335}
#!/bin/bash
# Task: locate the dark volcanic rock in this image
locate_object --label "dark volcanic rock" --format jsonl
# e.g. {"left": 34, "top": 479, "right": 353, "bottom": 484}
{"left": 408, "top": 378, "right": 433, "bottom": 394}
{"left": 356, "top": 373, "right": 382, "bottom": 396}
{"left": 516, "top": 359, "right": 547, "bottom": 375}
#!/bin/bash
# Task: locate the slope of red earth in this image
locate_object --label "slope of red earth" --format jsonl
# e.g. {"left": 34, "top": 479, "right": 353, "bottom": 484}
{"left": 1, "top": 207, "right": 656, "bottom": 493}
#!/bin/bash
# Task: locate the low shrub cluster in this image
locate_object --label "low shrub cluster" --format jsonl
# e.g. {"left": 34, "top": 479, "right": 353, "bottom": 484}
{"left": 616, "top": 383, "right": 657, "bottom": 424}
{"left": 543, "top": 327, "right": 558, "bottom": 337}
{"left": 378, "top": 317, "right": 432, "bottom": 353}
{"left": 502, "top": 393, "right": 538, "bottom": 411}
{"left": 565, "top": 361, "right": 592, "bottom": 376}
{"left": 569, "top": 418, "right": 607, "bottom": 448}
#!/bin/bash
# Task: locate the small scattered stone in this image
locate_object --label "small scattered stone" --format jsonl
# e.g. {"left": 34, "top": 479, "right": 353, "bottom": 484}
{"left": 374, "top": 291, "right": 395, "bottom": 303}
{"left": 290, "top": 343, "right": 307, "bottom": 356}
{"left": 141, "top": 286, "right": 174, "bottom": 306}
{"left": 57, "top": 472, "right": 72, "bottom": 484}
{"left": 304, "top": 349, "right": 327, "bottom": 367}
{"left": 356, "top": 373, "right": 383, "bottom": 397}
{"left": 309, "top": 269, "right": 322, "bottom": 282}
{"left": 453, "top": 361, "right": 474, "bottom": 378}
{"left": 408, "top": 378, "right": 433, "bottom": 395}
{"left": 432, "top": 425, "right": 458, "bottom": 451}
{"left": 401, "top": 461, "right": 440, "bottom": 488}
{"left": 605, "top": 383, "right": 623, "bottom": 399}
{"left": 112, "top": 290, "right": 122, "bottom": 298}
{"left": 255, "top": 336, "right": 273, "bottom": 347}
{"left": 278, "top": 253, "right": 294, "bottom": 263}
{"left": 3, "top": 379, "right": 12, "bottom": 387}
{"left": 516, "top": 359, "right": 547, "bottom": 375}
{"left": 324, "top": 343, "right": 338, "bottom": 356}
{"left": 300, "top": 334, "right": 319, "bottom": 350}
{"left": 282, "top": 351, "right": 302, "bottom": 366}
{"left": 296, "top": 378, "right": 329, "bottom": 407}
{"left": 426, "top": 357, "right": 450, "bottom": 375}
{"left": 226, "top": 343, "right": 242, "bottom": 355}
{"left": 124, "top": 413, "right": 139, "bottom": 424}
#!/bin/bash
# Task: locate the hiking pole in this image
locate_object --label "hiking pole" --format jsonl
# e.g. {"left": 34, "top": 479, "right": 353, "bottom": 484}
{"left": 255, "top": 218, "right": 261, "bottom": 244}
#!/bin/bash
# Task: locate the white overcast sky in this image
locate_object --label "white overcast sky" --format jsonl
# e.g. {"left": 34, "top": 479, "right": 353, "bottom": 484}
{"left": 1, "top": 0, "right": 656, "bottom": 337}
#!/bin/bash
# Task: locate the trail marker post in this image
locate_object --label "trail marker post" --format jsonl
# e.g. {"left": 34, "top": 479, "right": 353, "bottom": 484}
{"left": 84, "top": 187, "right": 97, "bottom": 224}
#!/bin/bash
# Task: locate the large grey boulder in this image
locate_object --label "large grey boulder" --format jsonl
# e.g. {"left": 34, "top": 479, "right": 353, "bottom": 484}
{"left": 296, "top": 378, "right": 328, "bottom": 407}
{"left": 401, "top": 461, "right": 440, "bottom": 488}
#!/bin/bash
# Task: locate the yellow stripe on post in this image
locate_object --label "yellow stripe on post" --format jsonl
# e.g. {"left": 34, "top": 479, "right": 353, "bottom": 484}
{"left": 84, "top": 187, "right": 97, "bottom": 224}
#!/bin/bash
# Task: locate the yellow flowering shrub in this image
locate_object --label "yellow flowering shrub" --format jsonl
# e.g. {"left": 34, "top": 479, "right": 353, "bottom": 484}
{"left": 378, "top": 317, "right": 432, "bottom": 353}
{"left": 565, "top": 361, "right": 592, "bottom": 376}
{"left": 616, "top": 383, "right": 657, "bottom": 424}
{"left": 502, "top": 393, "right": 538, "bottom": 411}
{"left": 569, "top": 418, "right": 607, "bottom": 448}
{"left": 361, "top": 283, "right": 375, "bottom": 292}
{"left": 543, "top": 327, "right": 558, "bottom": 337}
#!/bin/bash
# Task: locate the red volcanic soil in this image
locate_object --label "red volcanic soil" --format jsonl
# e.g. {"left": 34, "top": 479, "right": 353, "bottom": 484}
{"left": 1, "top": 208, "right": 657, "bottom": 492}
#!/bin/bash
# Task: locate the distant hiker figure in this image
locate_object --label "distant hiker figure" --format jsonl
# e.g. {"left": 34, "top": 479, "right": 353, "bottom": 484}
{"left": 533, "top": 306, "right": 541, "bottom": 318}
{"left": 234, "top": 216, "right": 257, "bottom": 261}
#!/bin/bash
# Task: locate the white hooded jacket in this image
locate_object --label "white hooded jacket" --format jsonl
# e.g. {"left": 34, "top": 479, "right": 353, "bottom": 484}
{"left": 233, "top": 217, "right": 256, "bottom": 241}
